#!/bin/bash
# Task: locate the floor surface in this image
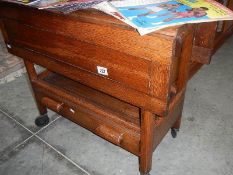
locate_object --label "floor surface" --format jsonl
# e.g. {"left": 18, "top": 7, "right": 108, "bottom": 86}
{"left": 0, "top": 36, "right": 233, "bottom": 175}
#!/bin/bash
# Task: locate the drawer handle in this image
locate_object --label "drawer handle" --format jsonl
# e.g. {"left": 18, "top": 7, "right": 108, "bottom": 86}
{"left": 95, "top": 125, "right": 124, "bottom": 146}
{"left": 41, "top": 97, "right": 63, "bottom": 112}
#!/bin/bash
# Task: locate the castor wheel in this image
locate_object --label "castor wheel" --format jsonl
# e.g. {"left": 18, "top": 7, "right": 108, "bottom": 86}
{"left": 171, "top": 128, "right": 179, "bottom": 138}
{"left": 35, "top": 114, "right": 49, "bottom": 127}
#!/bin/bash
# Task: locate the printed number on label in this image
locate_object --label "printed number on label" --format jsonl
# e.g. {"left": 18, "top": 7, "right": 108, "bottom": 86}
{"left": 97, "top": 66, "right": 108, "bottom": 76}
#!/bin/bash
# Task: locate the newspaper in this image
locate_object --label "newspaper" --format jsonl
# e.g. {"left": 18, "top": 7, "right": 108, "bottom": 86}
{"left": 34, "top": 0, "right": 104, "bottom": 9}
{"left": 4, "top": 0, "right": 41, "bottom": 5}
{"left": 4, "top": 0, "right": 106, "bottom": 13}
{"left": 93, "top": 1, "right": 138, "bottom": 28}
{"left": 106, "top": 0, "right": 233, "bottom": 35}
{"left": 42, "top": 0, "right": 106, "bottom": 13}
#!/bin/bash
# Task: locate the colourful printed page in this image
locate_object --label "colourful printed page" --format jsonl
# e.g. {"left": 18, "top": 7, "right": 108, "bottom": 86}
{"left": 110, "top": 0, "right": 233, "bottom": 32}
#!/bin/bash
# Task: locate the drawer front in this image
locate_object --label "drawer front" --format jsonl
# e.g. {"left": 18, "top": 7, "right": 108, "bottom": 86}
{"left": 35, "top": 94, "right": 140, "bottom": 155}
{"left": 4, "top": 19, "right": 151, "bottom": 94}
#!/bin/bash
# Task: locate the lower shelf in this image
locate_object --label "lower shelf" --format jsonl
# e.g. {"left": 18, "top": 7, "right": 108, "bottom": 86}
{"left": 34, "top": 71, "right": 141, "bottom": 155}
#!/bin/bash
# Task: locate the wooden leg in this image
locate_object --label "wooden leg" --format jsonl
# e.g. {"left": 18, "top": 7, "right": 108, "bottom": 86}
{"left": 34, "top": 93, "right": 47, "bottom": 116}
{"left": 172, "top": 97, "right": 185, "bottom": 130}
{"left": 23, "top": 60, "right": 49, "bottom": 126}
{"left": 172, "top": 116, "right": 182, "bottom": 130}
{"left": 171, "top": 116, "right": 181, "bottom": 138}
{"left": 171, "top": 97, "right": 184, "bottom": 138}
{"left": 139, "top": 110, "right": 154, "bottom": 175}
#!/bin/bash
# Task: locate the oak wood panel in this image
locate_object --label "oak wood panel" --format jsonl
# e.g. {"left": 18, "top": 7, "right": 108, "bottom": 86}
{"left": 32, "top": 77, "right": 141, "bottom": 155}
{"left": 43, "top": 72, "right": 140, "bottom": 126}
{"left": 4, "top": 19, "right": 151, "bottom": 94}
{"left": 150, "top": 62, "right": 172, "bottom": 101}
{"left": 9, "top": 45, "right": 168, "bottom": 116}
{"left": 176, "top": 25, "right": 194, "bottom": 92}
{"left": 0, "top": 5, "right": 189, "bottom": 101}
{"left": 189, "top": 61, "right": 203, "bottom": 79}
{"left": 191, "top": 22, "right": 217, "bottom": 64}
{"left": 153, "top": 92, "right": 185, "bottom": 150}
{"left": 35, "top": 85, "right": 140, "bottom": 155}
{"left": 0, "top": 2, "right": 195, "bottom": 113}
{"left": 34, "top": 76, "right": 140, "bottom": 132}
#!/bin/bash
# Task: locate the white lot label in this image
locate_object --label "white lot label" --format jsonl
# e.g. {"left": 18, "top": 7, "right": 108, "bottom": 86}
{"left": 69, "top": 108, "right": 75, "bottom": 114}
{"left": 97, "top": 66, "right": 108, "bottom": 76}
{"left": 6, "top": 44, "right": 12, "bottom": 49}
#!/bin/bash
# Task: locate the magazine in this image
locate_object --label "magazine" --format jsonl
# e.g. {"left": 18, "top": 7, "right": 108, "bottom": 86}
{"left": 93, "top": 1, "right": 167, "bottom": 34}
{"left": 35, "top": 0, "right": 102, "bottom": 9}
{"left": 93, "top": 1, "right": 138, "bottom": 28}
{"left": 109, "top": 0, "right": 233, "bottom": 35}
{"left": 46, "top": 0, "right": 106, "bottom": 13}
